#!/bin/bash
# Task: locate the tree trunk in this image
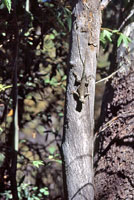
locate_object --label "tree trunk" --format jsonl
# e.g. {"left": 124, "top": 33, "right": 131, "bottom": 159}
{"left": 94, "top": 22, "right": 134, "bottom": 199}
{"left": 62, "top": 1, "right": 101, "bottom": 199}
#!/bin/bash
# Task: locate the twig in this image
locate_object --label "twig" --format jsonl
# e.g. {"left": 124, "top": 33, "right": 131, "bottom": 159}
{"left": 94, "top": 112, "right": 134, "bottom": 140}
{"left": 95, "top": 66, "right": 123, "bottom": 84}
{"left": 100, "top": 0, "right": 112, "bottom": 10}
{"left": 118, "top": 8, "right": 134, "bottom": 31}
{"left": 100, "top": 112, "right": 134, "bottom": 132}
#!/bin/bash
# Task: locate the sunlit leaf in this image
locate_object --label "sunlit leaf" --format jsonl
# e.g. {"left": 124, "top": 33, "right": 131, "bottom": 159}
{"left": 61, "top": 75, "right": 67, "bottom": 81}
{"left": 0, "top": 127, "right": 3, "bottom": 133}
{"left": 117, "top": 33, "right": 131, "bottom": 47}
{"left": 48, "top": 146, "right": 56, "bottom": 154}
{"left": 32, "top": 160, "right": 44, "bottom": 168}
{"left": 49, "top": 33, "right": 55, "bottom": 40}
{"left": 48, "top": 155, "right": 62, "bottom": 164}
{"left": 117, "top": 33, "right": 124, "bottom": 47}
{"left": 3, "top": 0, "right": 11, "bottom": 13}
{"left": 0, "top": 153, "right": 5, "bottom": 167}
{"left": 59, "top": 112, "right": 64, "bottom": 117}
{"left": 0, "top": 84, "right": 12, "bottom": 92}
{"left": 103, "top": 30, "right": 112, "bottom": 42}
{"left": 39, "top": 187, "right": 49, "bottom": 196}
{"left": 32, "top": 187, "right": 38, "bottom": 191}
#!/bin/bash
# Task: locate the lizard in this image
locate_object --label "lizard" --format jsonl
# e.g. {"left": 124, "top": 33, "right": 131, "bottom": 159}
{"left": 73, "top": 60, "right": 90, "bottom": 103}
{"left": 71, "top": 28, "right": 92, "bottom": 104}
{"left": 71, "top": 4, "right": 97, "bottom": 104}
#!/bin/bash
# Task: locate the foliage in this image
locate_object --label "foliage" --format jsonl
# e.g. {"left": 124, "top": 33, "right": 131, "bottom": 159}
{"left": 48, "top": 146, "right": 62, "bottom": 164}
{"left": 100, "top": 28, "right": 131, "bottom": 47}
{"left": 0, "top": 84, "right": 12, "bottom": 93}
{"left": 0, "top": 153, "right": 5, "bottom": 167}
{"left": 117, "top": 33, "right": 131, "bottom": 47}
{"left": 0, "top": 184, "right": 49, "bottom": 200}
{"left": 3, "top": 0, "right": 11, "bottom": 13}
{"left": 48, "top": 154, "right": 62, "bottom": 164}
{"left": 32, "top": 160, "right": 44, "bottom": 168}
{"left": 0, "top": 0, "right": 70, "bottom": 198}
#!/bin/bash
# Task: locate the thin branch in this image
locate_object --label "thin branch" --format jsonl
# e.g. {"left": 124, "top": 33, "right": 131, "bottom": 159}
{"left": 100, "top": 112, "right": 134, "bottom": 132}
{"left": 100, "top": 0, "right": 112, "bottom": 10}
{"left": 118, "top": 8, "right": 134, "bottom": 31}
{"left": 95, "top": 66, "right": 122, "bottom": 84}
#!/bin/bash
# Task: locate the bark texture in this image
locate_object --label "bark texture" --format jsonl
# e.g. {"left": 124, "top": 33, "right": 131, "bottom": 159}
{"left": 62, "top": 0, "right": 101, "bottom": 199}
{"left": 94, "top": 23, "right": 134, "bottom": 199}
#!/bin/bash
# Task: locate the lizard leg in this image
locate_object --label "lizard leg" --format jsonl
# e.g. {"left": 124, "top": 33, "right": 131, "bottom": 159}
{"left": 71, "top": 90, "right": 79, "bottom": 97}
{"left": 85, "top": 92, "right": 90, "bottom": 96}
{"left": 73, "top": 72, "right": 81, "bottom": 83}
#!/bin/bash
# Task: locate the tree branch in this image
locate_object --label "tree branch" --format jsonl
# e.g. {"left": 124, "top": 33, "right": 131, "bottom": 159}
{"left": 100, "top": 0, "right": 112, "bottom": 10}
{"left": 118, "top": 8, "right": 134, "bottom": 31}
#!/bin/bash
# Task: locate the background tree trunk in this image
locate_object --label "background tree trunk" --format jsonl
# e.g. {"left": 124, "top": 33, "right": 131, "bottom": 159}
{"left": 94, "top": 22, "right": 134, "bottom": 199}
{"left": 62, "top": 0, "right": 101, "bottom": 199}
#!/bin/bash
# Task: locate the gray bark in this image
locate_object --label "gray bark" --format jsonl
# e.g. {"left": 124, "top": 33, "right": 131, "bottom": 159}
{"left": 62, "top": 1, "right": 101, "bottom": 199}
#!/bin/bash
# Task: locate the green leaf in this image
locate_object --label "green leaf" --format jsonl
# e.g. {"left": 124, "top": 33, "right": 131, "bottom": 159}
{"left": 100, "top": 29, "right": 113, "bottom": 45}
{"left": 48, "top": 155, "right": 62, "bottom": 164}
{"left": 61, "top": 75, "right": 67, "bottom": 81}
{"left": 48, "top": 146, "right": 56, "bottom": 154}
{"left": 32, "top": 196, "right": 40, "bottom": 200}
{"left": 55, "top": 159, "right": 62, "bottom": 164}
{"left": 44, "top": 78, "right": 50, "bottom": 84}
{"left": 117, "top": 33, "right": 131, "bottom": 47}
{"left": 0, "top": 153, "right": 5, "bottom": 167}
{"left": 39, "top": 187, "right": 49, "bottom": 196}
{"left": 57, "top": 13, "right": 65, "bottom": 29}
{"left": 103, "top": 30, "right": 112, "bottom": 42}
{"left": 32, "top": 160, "right": 44, "bottom": 168}
{"left": 49, "top": 33, "right": 55, "bottom": 40}
{"left": 44, "top": 77, "right": 58, "bottom": 86}
{"left": 0, "top": 127, "right": 3, "bottom": 133}
{"left": 49, "top": 77, "right": 58, "bottom": 86}
{"left": 59, "top": 112, "right": 64, "bottom": 117}
{"left": 117, "top": 33, "right": 124, "bottom": 47}
{"left": 54, "top": 154, "right": 62, "bottom": 164}
{"left": 44, "top": 2, "right": 54, "bottom": 8}
{"left": 32, "top": 187, "right": 38, "bottom": 191}
{"left": 66, "top": 16, "right": 72, "bottom": 32}
{"left": 37, "top": 193, "right": 42, "bottom": 197}
{"left": 0, "top": 84, "right": 12, "bottom": 92}
{"left": 3, "top": 0, "right": 11, "bottom": 13}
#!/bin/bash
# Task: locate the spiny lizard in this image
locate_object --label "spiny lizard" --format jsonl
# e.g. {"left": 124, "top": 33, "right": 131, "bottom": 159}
{"left": 73, "top": 63, "right": 90, "bottom": 103}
